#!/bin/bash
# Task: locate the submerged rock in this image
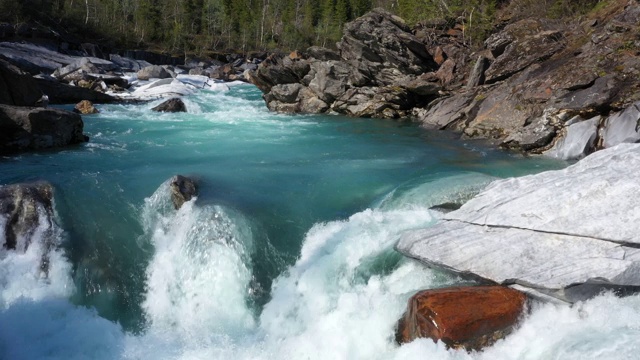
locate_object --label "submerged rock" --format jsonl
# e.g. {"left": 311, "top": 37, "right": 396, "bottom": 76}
{"left": 151, "top": 98, "right": 187, "bottom": 113}
{"left": 396, "top": 286, "right": 527, "bottom": 350}
{"left": 0, "top": 105, "right": 87, "bottom": 154}
{"left": 397, "top": 144, "right": 640, "bottom": 303}
{"left": 0, "top": 182, "right": 54, "bottom": 252}
{"left": 170, "top": 175, "right": 197, "bottom": 210}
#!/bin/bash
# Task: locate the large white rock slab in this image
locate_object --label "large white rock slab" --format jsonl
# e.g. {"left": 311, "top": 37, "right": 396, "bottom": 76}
{"left": 397, "top": 221, "right": 640, "bottom": 301}
{"left": 397, "top": 143, "right": 640, "bottom": 302}
{"left": 446, "top": 143, "right": 640, "bottom": 244}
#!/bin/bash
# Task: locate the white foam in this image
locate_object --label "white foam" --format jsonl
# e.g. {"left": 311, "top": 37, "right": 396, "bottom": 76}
{"left": 140, "top": 181, "right": 255, "bottom": 342}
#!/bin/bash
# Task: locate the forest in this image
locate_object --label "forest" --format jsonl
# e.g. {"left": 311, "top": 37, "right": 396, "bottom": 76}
{"left": 0, "top": 0, "right": 604, "bottom": 55}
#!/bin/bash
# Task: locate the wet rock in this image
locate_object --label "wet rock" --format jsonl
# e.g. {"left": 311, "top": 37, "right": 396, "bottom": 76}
{"left": 0, "top": 182, "right": 55, "bottom": 253}
{"left": 170, "top": 175, "right": 197, "bottom": 210}
{"left": 73, "top": 100, "right": 99, "bottom": 114}
{"left": 545, "top": 116, "right": 600, "bottom": 160}
{"left": 0, "top": 105, "right": 86, "bottom": 154}
{"left": 209, "top": 64, "right": 236, "bottom": 81}
{"left": 413, "top": 91, "right": 477, "bottom": 130}
{"left": 501, "top": 116, "right": 557, "bottom": 152}
{"left": 137, "top": 65, "right": 172, "bottom": 81}
{"left": 0, "top": 59, "right": 41, "bottom": 106}
{"left": 396, "top": 286, "right": 527, "bottom": 350}
{"left": 151, "top": 98, "right": 187, "bottom": 113}
{"left": 601, "top": 102, "right": 640, "bottom": 148}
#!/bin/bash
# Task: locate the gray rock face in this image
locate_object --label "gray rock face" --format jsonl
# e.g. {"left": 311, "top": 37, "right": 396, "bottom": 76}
{"left": 338, "top": 8, "right": 437, "bottom": 85}
{"left": 0, "top": 105, "right": 87, "bottom": 154}
{"left": 0, "top": 59, "right": 41, "bottom": 106}
{"left": 137, "top": 65, "right": 172, "bottom": 81}
{"left": 484, "top": 20, "right": 565, "bottom": 83}
{"left": 0, "top": 182, "right": 54, "bottom": 252}
{"left": 170, "top": 175, "right": 197, "bottom": 210}
{"left": 397, "top": 144, "right": 640, "bottom": 302}
{"left": 151, "top": 98, "right": 187, "bottom": 113}
{"left": 52, "top": 57, "right": 117, "bottom": 81}
{"left": 247, "top": 9, "right": 440, "bottom": 118}
{"left": 109, "top": 54, "right": 152, "bottom": 72}
{"left": 35, "top": 77, "right": 115, "bottom": 105}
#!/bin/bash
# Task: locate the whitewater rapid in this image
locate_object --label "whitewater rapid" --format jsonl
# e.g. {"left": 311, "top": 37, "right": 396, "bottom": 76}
{"left": 2, "top": 84, "right": 638, "bottom": 359}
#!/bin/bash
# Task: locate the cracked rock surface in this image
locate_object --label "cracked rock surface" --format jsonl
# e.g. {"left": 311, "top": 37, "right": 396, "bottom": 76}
{"left": 396, "top": 143, "right": 640, "bottom": 302}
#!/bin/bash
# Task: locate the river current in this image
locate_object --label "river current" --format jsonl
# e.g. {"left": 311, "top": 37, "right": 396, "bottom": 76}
{"left": 2, "top": 84, "right": 639, "bottom": 359}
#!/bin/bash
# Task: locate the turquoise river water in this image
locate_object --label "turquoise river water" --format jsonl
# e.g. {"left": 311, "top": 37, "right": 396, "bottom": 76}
{"left": 2, "top": 84, "right": 640, "bottom": 359}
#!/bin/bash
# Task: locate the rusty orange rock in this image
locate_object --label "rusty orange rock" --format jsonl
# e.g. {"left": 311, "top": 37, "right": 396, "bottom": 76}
{"left": 396, "top": 286, "right": 527, "bottom": 351}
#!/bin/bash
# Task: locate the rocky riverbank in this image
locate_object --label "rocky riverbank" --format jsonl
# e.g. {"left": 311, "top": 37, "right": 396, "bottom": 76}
{"left": 0, "top": 37, "right": 264, "bottom": 153}
{"left": 247, "top": 0, "right": 640, "bottom": 160}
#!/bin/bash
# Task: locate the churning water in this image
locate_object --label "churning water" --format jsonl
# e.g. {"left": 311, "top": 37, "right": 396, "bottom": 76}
{"left": 2, "top": 84, "right": 636, "bottom": 360}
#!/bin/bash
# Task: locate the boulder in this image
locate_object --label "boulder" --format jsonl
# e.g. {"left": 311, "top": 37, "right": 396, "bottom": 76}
{"left": 209, "top": 64, "right": 236, "bottom": 81}
{"left": 0, "top": 182, "right": 54, "bottom": 252}
{"left": 466, "top": 55, "right": 489, "bottom": 88}
{"left": 337, "top": 8, "right": 438, "bottom": 85}
{"left": 137, "top": 65, "right": 172, "bottom": 81}
{"left": 151, "top": 98, "right": 187, "bottom": 113}
{"left": 170, "top": 175, "right": 197, "bottom": 210}
{"left": 35, "top": 77, "right": 115, "bottom": 104}
{"left": 544, "top": 116, "right": 600, "bottom": 160}
{"left": 307, "top": 61, "right": 350, "bottom": 103}
{"left": 52, "top": 57, "right": 114, "bottom": 81}
{"left": 600, "top": 101, "right": 640, "bottom": 148}
{"left": 73, "top": 100, "right": 99, "bottom": 115}
{"left": 397, "top": 144, "right": 640, "bottom": 303}
{"left": 0, "top": 59, "right": 41, "bottom": 106}
{"left": 0, "top": 105, "right": 87, "bottom": 154}
{"left": 109, "top": 54, "right": 152, "bottom": 72}
{"left": 396, "top": 286, "right": 527, "bottom": 350}
{"left": 332, "top": 86, "right": 413, "bottom": 118}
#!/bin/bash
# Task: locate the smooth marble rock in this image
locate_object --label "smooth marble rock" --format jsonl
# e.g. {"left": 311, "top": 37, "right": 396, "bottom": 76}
{"left": 446, "top": 144, "right": 640, "bottom": 245}
{"left": 601, "top": 101, "right": 640, "bottom": 148}
{"left": 397, "top": 144, "right": 640, "bottom": 302}
{"left": 545, "top": 116, "right": 599, "bottom": 160}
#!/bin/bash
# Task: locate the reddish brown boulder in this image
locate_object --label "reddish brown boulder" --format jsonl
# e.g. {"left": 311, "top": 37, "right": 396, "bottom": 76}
{"left": 396, "top": 286, "right": 527, "bottom": 351}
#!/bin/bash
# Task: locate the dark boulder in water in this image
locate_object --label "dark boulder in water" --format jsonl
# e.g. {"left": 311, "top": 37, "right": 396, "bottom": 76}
{"left": 152, "top": 98, "right": 187, "bottom": 113}
{"left": 170, "top": 175, "right": 197, "bottom": 210}
{"left": 0, "top": 104, "right": 87, "bottom": 154}
{"left": 0, "top": 182, "right": 54, "bottom": 252}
